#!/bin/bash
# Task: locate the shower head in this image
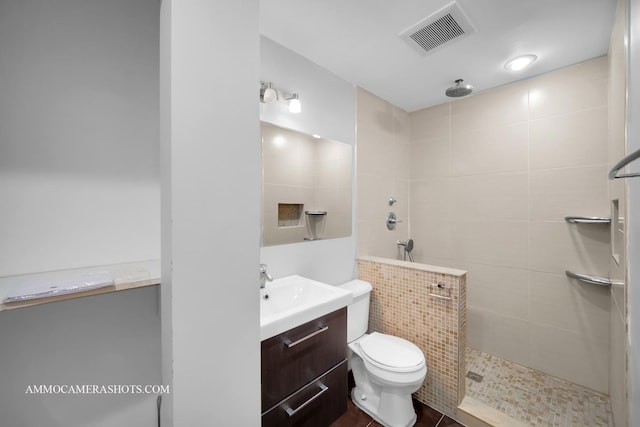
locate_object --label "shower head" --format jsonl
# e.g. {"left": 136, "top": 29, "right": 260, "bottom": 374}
{"left": 445, "top": 79, "right": 473, "bottom": 97}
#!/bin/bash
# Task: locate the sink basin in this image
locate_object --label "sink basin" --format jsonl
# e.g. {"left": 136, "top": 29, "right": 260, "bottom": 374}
{"left": 260, "top": 275, "right": 353, "bottom": 341}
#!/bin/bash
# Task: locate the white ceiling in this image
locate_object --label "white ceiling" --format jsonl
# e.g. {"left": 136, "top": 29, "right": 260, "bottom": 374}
{"left": 260, "top": 0, "right": 618, "bottom": 112}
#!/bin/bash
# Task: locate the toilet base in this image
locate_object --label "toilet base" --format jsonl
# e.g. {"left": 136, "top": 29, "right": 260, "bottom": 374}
{"left": 350, "top": 387, "right": 417, "bottom": 427}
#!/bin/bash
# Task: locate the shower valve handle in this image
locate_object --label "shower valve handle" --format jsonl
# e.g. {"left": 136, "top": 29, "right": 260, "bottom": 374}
{"left": 386, "top": 212, "right": 402, "bottom": 230}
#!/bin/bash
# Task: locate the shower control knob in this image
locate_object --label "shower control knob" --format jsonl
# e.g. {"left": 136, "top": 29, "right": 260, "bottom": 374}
{"left": 386, "top": 212, "right": 402, "bottom": 230}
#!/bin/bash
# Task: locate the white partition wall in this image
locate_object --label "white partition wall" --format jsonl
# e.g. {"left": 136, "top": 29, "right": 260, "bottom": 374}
{"left": 160, "top": 1, "right": 261, "bottom": 426}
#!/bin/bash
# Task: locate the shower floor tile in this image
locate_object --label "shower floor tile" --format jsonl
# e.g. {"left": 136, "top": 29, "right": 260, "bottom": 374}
{"left": 465, "top": 347, "right": 612, "bottom": 427}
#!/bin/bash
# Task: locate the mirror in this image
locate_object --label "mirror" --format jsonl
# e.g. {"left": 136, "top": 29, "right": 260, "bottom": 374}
{"left": 261, "top": 122, "right": 352, "bottom": 246}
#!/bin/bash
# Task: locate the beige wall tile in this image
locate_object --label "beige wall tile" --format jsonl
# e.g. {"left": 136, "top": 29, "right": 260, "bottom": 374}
{"left": 394, "top": 105, "right": 410, "bottom": 144}
{"left": 529, "top": 270, "right": 610, "bottom": 339}
{"left": 453, "top": 261, "right": 528, "bottom": 321}
{"left": 450, "top": 82, "right": 529, "bottom": 134}
{"left": 357, "top": 171, "right": 408, "bottom": 228}
{"left": 467, "top": 307, "right": 530, "bottom": 367}
{"left": 409, "top": 136, "right": 449, "bottom": 179}
{"left": 528, "top": 323, "right": 609, "bottom": 393}
{"left": 409, "top": 218, "right": 452, "bottom": 261}
{"left": 530, "top": 107, "right": 608, "bottom": 170}
{"left": 529, "top": 221, "right": 610, "bottom": 276}
{"left": 529, "top": 165, "right": 609, "bottom": 221}
{"left": 409, "top": 177, "right": 451, "bottom": 222}
{"left": 356, "top": 130, "right": 397, "bottom": 176}
{"left": 409, "top": 103, "right": 450, "bottom": 141}
{"left": 450, "top": 173, "right": 528, "bottom": 221}
{"left": 414, "top": 255, "right": 454, "bottom": 268}
{"left": 529, "top": 56, "right": 608, "bottom": 120}
{"left": 450, "top": 122, "right": 528, "bottom": 176}
{"left": 356, "top": 87, "right": 395, "bottom": 138}
{"left": 357, "top": 218, "right": 408, "bottom": 259}
{"left": 450, "top": 220, "right": 528, "bottom": 269}
{"left": 357, "top": 88, "right": 411, "bottom": 260}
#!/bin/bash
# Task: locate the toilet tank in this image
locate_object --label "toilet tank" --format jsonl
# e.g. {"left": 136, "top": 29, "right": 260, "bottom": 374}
{"left": 338, "top": 279, "right": 373, "bottom": 342}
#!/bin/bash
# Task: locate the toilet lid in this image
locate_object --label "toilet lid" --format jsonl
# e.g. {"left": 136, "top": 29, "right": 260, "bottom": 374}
{"left": 359, "top": 332, "right": 425, "bottom": 372}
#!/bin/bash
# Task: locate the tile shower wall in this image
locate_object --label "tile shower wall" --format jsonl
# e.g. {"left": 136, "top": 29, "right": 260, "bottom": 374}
{"left": 356, "top": 87, "right": 411, "bottom": 259}
{"left": 408, "top": 57, "right": 611, "bottom": 393}
{"left": 357, "top": 256, "right": 466, "bottom": 418}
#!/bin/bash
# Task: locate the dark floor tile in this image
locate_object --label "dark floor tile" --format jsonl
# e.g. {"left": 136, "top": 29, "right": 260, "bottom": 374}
{"left": 412, "top": 398, "right": 443, "bottom": 427}
{"left": 330, "top": 399, "right": 373, "bottom": 427}
{"left": 332, "top": 382, "right": 466, "bottom": 427}
{"left": 438, "top": 415, "right": 465, "bottom": 427}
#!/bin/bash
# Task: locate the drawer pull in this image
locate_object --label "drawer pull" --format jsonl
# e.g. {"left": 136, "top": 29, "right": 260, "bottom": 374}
{"left": 284, "top": 383, "right": 328, "bottom": 417}
{"left": 285, "top": 326, "right": 329, "bottom": 348}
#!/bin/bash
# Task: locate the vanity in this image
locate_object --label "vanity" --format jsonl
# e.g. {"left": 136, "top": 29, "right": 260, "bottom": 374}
{"left": 259, "top": 121, "right": 355, "bottom": 425}
{"left": 260, "top": 275, "right": 352, "bottom": 427}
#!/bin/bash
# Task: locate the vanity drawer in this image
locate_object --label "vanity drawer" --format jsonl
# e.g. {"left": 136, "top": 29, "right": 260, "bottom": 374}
{"left": 261, "top": 307, "right": 347, "bottom": 411}
{"left": 262, "top": 360, "right": 347, "bottom": 427}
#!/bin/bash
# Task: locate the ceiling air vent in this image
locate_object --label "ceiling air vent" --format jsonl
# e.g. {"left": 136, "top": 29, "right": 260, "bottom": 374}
{"left": 399, "top": 2, "right": 475, "bottom": 55}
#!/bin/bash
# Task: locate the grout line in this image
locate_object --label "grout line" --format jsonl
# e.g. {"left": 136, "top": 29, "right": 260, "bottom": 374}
{"left": 434, "top": 413, "right": 445, "bottom": 427}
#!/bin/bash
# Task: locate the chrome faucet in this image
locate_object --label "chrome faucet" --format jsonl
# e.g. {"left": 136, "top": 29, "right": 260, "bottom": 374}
{"left": 259, "top": 264, "right": 273, "bottom": 289}
{"left": 397, "top": 239, "right": 415, "bottom": 262}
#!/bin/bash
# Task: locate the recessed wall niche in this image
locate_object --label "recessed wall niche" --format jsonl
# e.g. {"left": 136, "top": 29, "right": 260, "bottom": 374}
{"left": 261, "top": 122, "right": 352, "bottom": 246}
{"left": 278, "top": 203, "right": 303, "bottom": 227}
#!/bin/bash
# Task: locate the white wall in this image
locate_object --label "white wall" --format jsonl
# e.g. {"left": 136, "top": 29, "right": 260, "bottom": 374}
{"left": 160, "top": 1, "right": 261, "bottom": 426}
{"left": 0, "top": 0, "right": 162, "bottom": 425}
{"left": 259, "top": 37, "right": 357, "bottom": 285}
{"left": 0, "top": 0, "right": 160, "bottom": 276}
{"left": 0, "top": 287, "right": 161, "bottom": 426}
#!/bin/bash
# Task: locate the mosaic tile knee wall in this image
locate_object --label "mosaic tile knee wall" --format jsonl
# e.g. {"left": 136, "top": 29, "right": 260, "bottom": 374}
{"left": 357, "top": 257, "right": 467, "bottom": 417}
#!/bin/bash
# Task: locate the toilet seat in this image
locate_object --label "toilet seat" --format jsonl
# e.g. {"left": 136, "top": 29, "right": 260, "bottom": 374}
{"left": 358, "top": 332, "right": 425, "bottom": 373}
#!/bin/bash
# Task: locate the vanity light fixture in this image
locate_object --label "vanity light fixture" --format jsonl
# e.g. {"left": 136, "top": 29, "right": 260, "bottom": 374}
{"left": 261, "top": 82, "right": 277, "bottom": 103}
{"left": 287, "top": 94, "right": 301, "bottom": 113}
{"left": 259, "top": 81, "right": 302, "bottom": 114}
{"left": 504, "top": 54, "right": 537, "bottom": 71}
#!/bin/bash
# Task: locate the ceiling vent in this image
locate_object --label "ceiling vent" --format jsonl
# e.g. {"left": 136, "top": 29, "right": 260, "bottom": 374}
{"left": 399, "top": 2, "right": 475, "bottom": 55}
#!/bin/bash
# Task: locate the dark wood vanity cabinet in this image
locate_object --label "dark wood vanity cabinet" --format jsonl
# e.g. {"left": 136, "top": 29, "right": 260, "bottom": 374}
{"left": 261, "top": 307, "right": 347, "bottom": 427}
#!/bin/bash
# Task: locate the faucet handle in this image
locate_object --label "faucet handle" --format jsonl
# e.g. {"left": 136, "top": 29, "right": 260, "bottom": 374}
{"left": 259, "top": 264, "right": 273, "bottom": 281}
{"left": 259, "top": 264, "right": 273, "bottom": 289}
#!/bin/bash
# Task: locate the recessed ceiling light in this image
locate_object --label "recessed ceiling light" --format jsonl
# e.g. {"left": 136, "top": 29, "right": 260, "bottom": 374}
{"left": 312, "top": 134, "right": 321, "bottom": 139}
{"left": 504, "top": 54, "right": 537, "bottom": 71}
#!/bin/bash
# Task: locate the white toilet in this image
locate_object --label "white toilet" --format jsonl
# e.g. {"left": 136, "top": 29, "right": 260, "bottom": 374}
{"left": 339, "top": 279, "right": 427, "bottom": 427}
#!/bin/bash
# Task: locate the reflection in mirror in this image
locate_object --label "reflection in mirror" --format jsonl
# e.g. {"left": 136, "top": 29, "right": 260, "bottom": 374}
{"left": 261, "top": 122, "right": 352, "bottom": 246}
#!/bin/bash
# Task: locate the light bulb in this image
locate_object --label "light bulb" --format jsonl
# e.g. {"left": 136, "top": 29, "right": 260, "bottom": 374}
{"left": 288, "top": 94, "right": 301, "bottom": 113}
{"left": 262, "top": 82, "right": 277, "bottom": 103}
{"left": 504, "top": 54, "right": 537, "bottom": 71}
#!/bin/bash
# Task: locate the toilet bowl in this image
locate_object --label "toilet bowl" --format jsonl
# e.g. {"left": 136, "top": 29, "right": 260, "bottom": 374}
{"left": 339, "top": 280, "right": 427, "bottom": 427}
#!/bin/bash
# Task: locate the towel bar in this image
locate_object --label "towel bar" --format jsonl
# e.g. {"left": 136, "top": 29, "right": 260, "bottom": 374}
{"left": 609, "top": 147, "right": 640, "bottom": 179}
{"left": 564, "top": 216, "right": 611, "bottom": 224}
{"left": 565, "top": 270, "right": 611, "bottom": 287}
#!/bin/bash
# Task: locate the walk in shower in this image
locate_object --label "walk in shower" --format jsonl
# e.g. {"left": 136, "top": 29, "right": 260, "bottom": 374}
{"left": 356, "top": 46, "right": 626, "bottom": 424}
